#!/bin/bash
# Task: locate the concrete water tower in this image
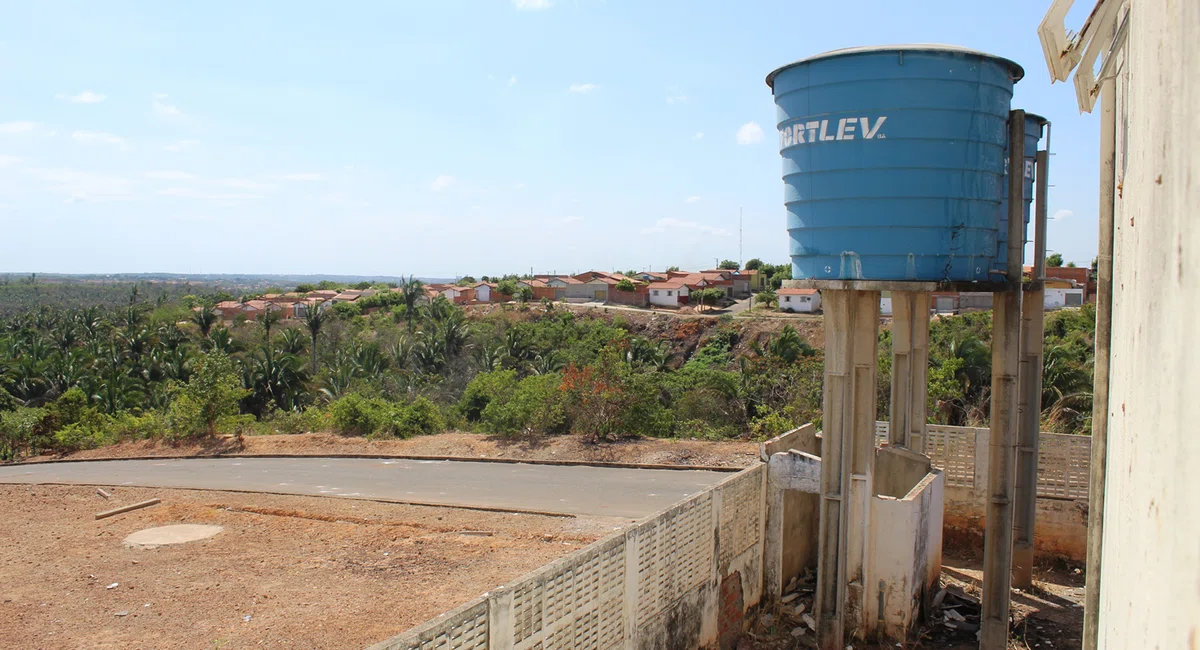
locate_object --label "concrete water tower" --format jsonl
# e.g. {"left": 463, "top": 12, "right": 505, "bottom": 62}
{"left": 767, "top": 45, "right": 1051, "bottom": 650}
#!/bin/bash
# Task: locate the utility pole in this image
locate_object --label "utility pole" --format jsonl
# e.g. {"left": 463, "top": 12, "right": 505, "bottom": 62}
{"left": 739, "top": 207, "right": 744, "bottom": 268}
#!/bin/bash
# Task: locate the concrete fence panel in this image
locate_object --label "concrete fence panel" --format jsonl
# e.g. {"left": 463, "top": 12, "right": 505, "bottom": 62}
{"left": 366, "top": 464, "right": 767, "bottom": 650}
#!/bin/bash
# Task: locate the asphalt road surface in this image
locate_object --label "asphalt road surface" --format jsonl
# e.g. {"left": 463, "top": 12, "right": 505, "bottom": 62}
{"left": 0, "top": 458, "right": 729, "bottom": 518}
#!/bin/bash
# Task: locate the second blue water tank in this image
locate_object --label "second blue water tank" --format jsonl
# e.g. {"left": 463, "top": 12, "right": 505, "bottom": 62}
{"left": 767, "top": 45, "right": 1024, "bottom": 282}
{"left": 994, "top": 113, "right": 1047, "bottom": 274}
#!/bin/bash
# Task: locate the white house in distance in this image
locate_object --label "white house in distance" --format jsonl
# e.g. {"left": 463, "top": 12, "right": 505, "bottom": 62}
{"left": 778, "top": 288, "right": 821, "bottom": 313}
{"left": 1043, "top": 279, "right": 1086, "bottom": 310}
{"left": 649, "top": 281, "right": 689, "bottom": 307}
{"left": 472, "top": 282, "right": 494, "bottom": 303}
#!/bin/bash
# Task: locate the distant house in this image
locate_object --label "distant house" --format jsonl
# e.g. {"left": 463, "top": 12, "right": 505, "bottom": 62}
{"left": 778, "top": 288, "right": 820, "bottom": 313}
{"left": 569, "top": 272, "right": 617, "bottom": 302}
{"left": 429, "top": 284, "right": 472, "bottom": 304}
{"left": 542, "top": 276, "right": 577, "bottom": 301}
{"left": 214, "top": 300, "right": 245, "bottom": 321}
{"left": 473, "top": 282, "right": 496, "bottom": 303}
{"left": 1044, "top": 279, "right": 1085, "bottom": 309}
{"left": 516, "top": 279, "right": 556, "bottom": 301}
{"left": 649, "top": 281, "right": 689, "bottom": 307}
{"left": 636, "top": 272, "right": 668, "bottom": 283}
{"left": 739, "top": 269, "right": 768, "bottom": 293}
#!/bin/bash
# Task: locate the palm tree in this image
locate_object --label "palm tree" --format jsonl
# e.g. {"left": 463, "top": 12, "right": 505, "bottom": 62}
{"left": 258, "top": 308, "right": 281, "bottom": 345}
{"left": 400, "top": 276, "right": 425, "bottom": 328}
{"left": 279, "top": 327, "right": 307, "bottom": 355}
{"left": 301, "top": 304, "right": 327, "bottom": 374}
{"left": 192, "top": 304, "right": 218, "bottom": 337}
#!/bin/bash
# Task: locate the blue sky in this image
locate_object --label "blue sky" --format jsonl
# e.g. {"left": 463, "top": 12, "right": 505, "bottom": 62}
{"left": 0, "top": 0, "right": 1099, "bottom": 277}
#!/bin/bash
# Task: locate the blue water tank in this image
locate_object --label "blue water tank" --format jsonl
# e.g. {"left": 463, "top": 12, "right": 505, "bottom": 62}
{"left": 767, "top": 45, "right": 1024, "bottom": 282}
{"left": 994, "top": 113, "right": 1047, "bottom": 274}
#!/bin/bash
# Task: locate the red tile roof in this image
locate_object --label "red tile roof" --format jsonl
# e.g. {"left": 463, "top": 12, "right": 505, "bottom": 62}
{"left": 777, "top": 288, "right": 818, "bottom": 296}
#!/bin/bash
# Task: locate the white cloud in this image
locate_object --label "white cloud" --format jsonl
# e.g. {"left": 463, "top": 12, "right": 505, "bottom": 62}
{"left": 0, "top": 121, "right": 37, "bottom": 134}
{"left": 569, "top": 83, "right": 598, "bottom": 94}
{"left": 215, "top": 178, "right": 277, "bottom": 190}
{"left": 72, "top": 130, "right": 129, "bottom": 149}
{"left": 513, "top": 0, "right": 553, "bottom": 9}
{"left": 271, "top": 172, "right": 324, "bottom": 181}
{"left": 1051, "top": 209, "right": 1074, "bottom": 220}
{"left": 144, "top": 170, "right": 196, "bottom": 180}
{"left": 431, "top": 174, "right": 455, "bottom": 192}
{"left": 666, "top": 94, "right": 688, "bottom": 104}
{"left": 563, "top": 215, "right": 584, "bottom": 223}
{"left": 509, "top": 75, "right": 518, "bottom": 86}
{"left": 164, "top": 139, "right": 199, "bottom": 152}
{"left": 640, "top": 217, "right": 730, "bottom": 237}
{"left": 692, "top": 132, "right": 704, "bottom": 140}
{"left": 736, "top": 121, "right": 764, "bottom": 145}
{"left": 513, "top": 182, "right": 527, "bottom": 189}
{"left": 152, "top": 93, "right": 183, "bottom": 117}
{"left": 0, "top": 155, "right": 22, "bottom": 167}
{"left": 685, "top": 196, "right": 701, "bottom": 203}
{"left": 56, "top": 90, "right": 106, "bottom": 104}
{"left": 26, "top": 167, "right": 135, "bottom": 201}
{"left": 157, "top": 187, "right": 262, "bottom": 201}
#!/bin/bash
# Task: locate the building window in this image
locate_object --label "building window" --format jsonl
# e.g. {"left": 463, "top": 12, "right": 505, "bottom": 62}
{"left": 785, "top": 296, "right": 791, "bottom": 302}
{"left": 801, "top": 297, "right": 809, "bottom": 302}
{"left": 652, "top": 290, "right": 659, "bottom": 296}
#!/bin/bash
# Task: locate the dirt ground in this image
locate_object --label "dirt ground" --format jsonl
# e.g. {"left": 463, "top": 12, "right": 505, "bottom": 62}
{"left": 744, "top": 552, "right": 1085, "bottom": 650}
{"left": 0, "top": 484, "right": 616, "bottom": 650}
{"left": 23, "top": 431, "right": 762, "bottom": 468}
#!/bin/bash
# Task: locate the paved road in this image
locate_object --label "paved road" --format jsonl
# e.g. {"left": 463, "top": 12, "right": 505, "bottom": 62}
{"left": 0, "top": 458, "right": 729, "bottom": 519}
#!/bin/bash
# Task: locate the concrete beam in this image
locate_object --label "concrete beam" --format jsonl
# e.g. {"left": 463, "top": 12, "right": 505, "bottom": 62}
{"left": 889, "top": 291, "right": 930, "bottom": 450}
{"left": 815, "top": 289, "right": 880, "bottom": 649}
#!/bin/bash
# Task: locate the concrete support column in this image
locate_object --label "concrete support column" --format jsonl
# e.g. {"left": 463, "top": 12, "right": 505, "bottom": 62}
{"left": 815, "top": 289, "right": 880, "bottom": 650}
{"left": 981, "top": 110, "right": 1025, "bottom": 649}
{"left": 1013, "top": 147, "right": 1050, "bottom": 589}
{"left": 889, "top": 291, "right": 930, "bottom": 451}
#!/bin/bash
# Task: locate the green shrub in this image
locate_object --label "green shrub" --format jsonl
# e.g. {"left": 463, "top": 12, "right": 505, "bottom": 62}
{"left": 0, "top": 407, "right": 50, "bottom": 460}
{"left": 54, "top": 421, "right": 116, "bottom": 451}
{"left": 385, "top": 397, "right": 446, "bottom": 438}
{"left": 748, "top": 409, "right": 795, "bottom": 441}
{"left": 106, "top": 411, "right": 165, "bottom": 441}
{"left": 329, "top": 394, "right": 386, "bottom": 436}
{"left": 166, "top": 351, "right": 249, "bottom": 439}
{"left": 480, "top": 373, "right": 568, "bottom": 436}
{"left": 260, "top": 408, "right": 323, "bottom": 435}
{"left": 459, "top": 370, "right": 518, "bottom": 422}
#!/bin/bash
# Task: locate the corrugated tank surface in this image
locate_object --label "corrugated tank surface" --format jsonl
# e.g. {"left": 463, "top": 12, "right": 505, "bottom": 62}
{"left": 768, "top": 45, "right": 1023, "bottom": 282}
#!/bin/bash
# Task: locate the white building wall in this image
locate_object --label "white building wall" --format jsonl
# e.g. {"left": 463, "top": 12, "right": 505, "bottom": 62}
{"left": 1100, "top": 3, "right": 1200, "bottom": 647}
{"left": 649, "top": 288, "right": 681, "bottom": 307}
{"left": 474, "top": 285, "right": 491, "bottom": 302}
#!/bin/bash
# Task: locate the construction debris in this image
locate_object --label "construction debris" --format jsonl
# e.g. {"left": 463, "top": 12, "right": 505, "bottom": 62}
{"left": 95, "top": 498, "right": 161, "bottom": 520}
{"left": 96, "top": 488, "right": 111, "bottom": 499}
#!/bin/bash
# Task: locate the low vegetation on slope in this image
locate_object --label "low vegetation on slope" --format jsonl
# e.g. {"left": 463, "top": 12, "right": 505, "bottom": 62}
{"left": 0, "top": 284, "right": 1096, "bottom": 460}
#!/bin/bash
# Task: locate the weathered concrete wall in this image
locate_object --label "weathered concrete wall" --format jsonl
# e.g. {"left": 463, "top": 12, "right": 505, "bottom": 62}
{"left": 763, "top": 450, "right": 821, "bottom": 600}
{"left": 874, "top": 446, "right": 932, "bottom": 500}
{"left": 367, "top": 465, "right": 767, "bottom": 650}
{"left": 941, "top": 486, "right": 1087, "bottom": 562}
{"left": 867, "top": 470, "right": 943, "bottom": 638}
{"left": 1100, "top": 2, "right": 1200, "bottom": 646}
{"left": 759, "top": 422, "right": 818, "bottom": 460}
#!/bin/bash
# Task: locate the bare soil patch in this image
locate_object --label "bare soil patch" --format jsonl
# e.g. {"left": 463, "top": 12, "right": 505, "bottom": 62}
{"left": 0, "top": 485, "right": 615, "bottom": 650}
{"left": 23, "top": 431, "right": 761, "bottom": 468}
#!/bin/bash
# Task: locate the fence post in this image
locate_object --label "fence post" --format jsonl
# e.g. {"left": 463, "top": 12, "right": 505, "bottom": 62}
{"left": 487, "top": 588, "right": 513, "bottom": 650}
{"left": 973, "top": 428, "right": 990, "bottom": 493}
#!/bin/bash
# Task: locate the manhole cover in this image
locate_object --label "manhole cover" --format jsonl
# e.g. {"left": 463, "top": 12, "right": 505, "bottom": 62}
{"left": 123, "top": 524, "right": 224, "bottom": 549}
